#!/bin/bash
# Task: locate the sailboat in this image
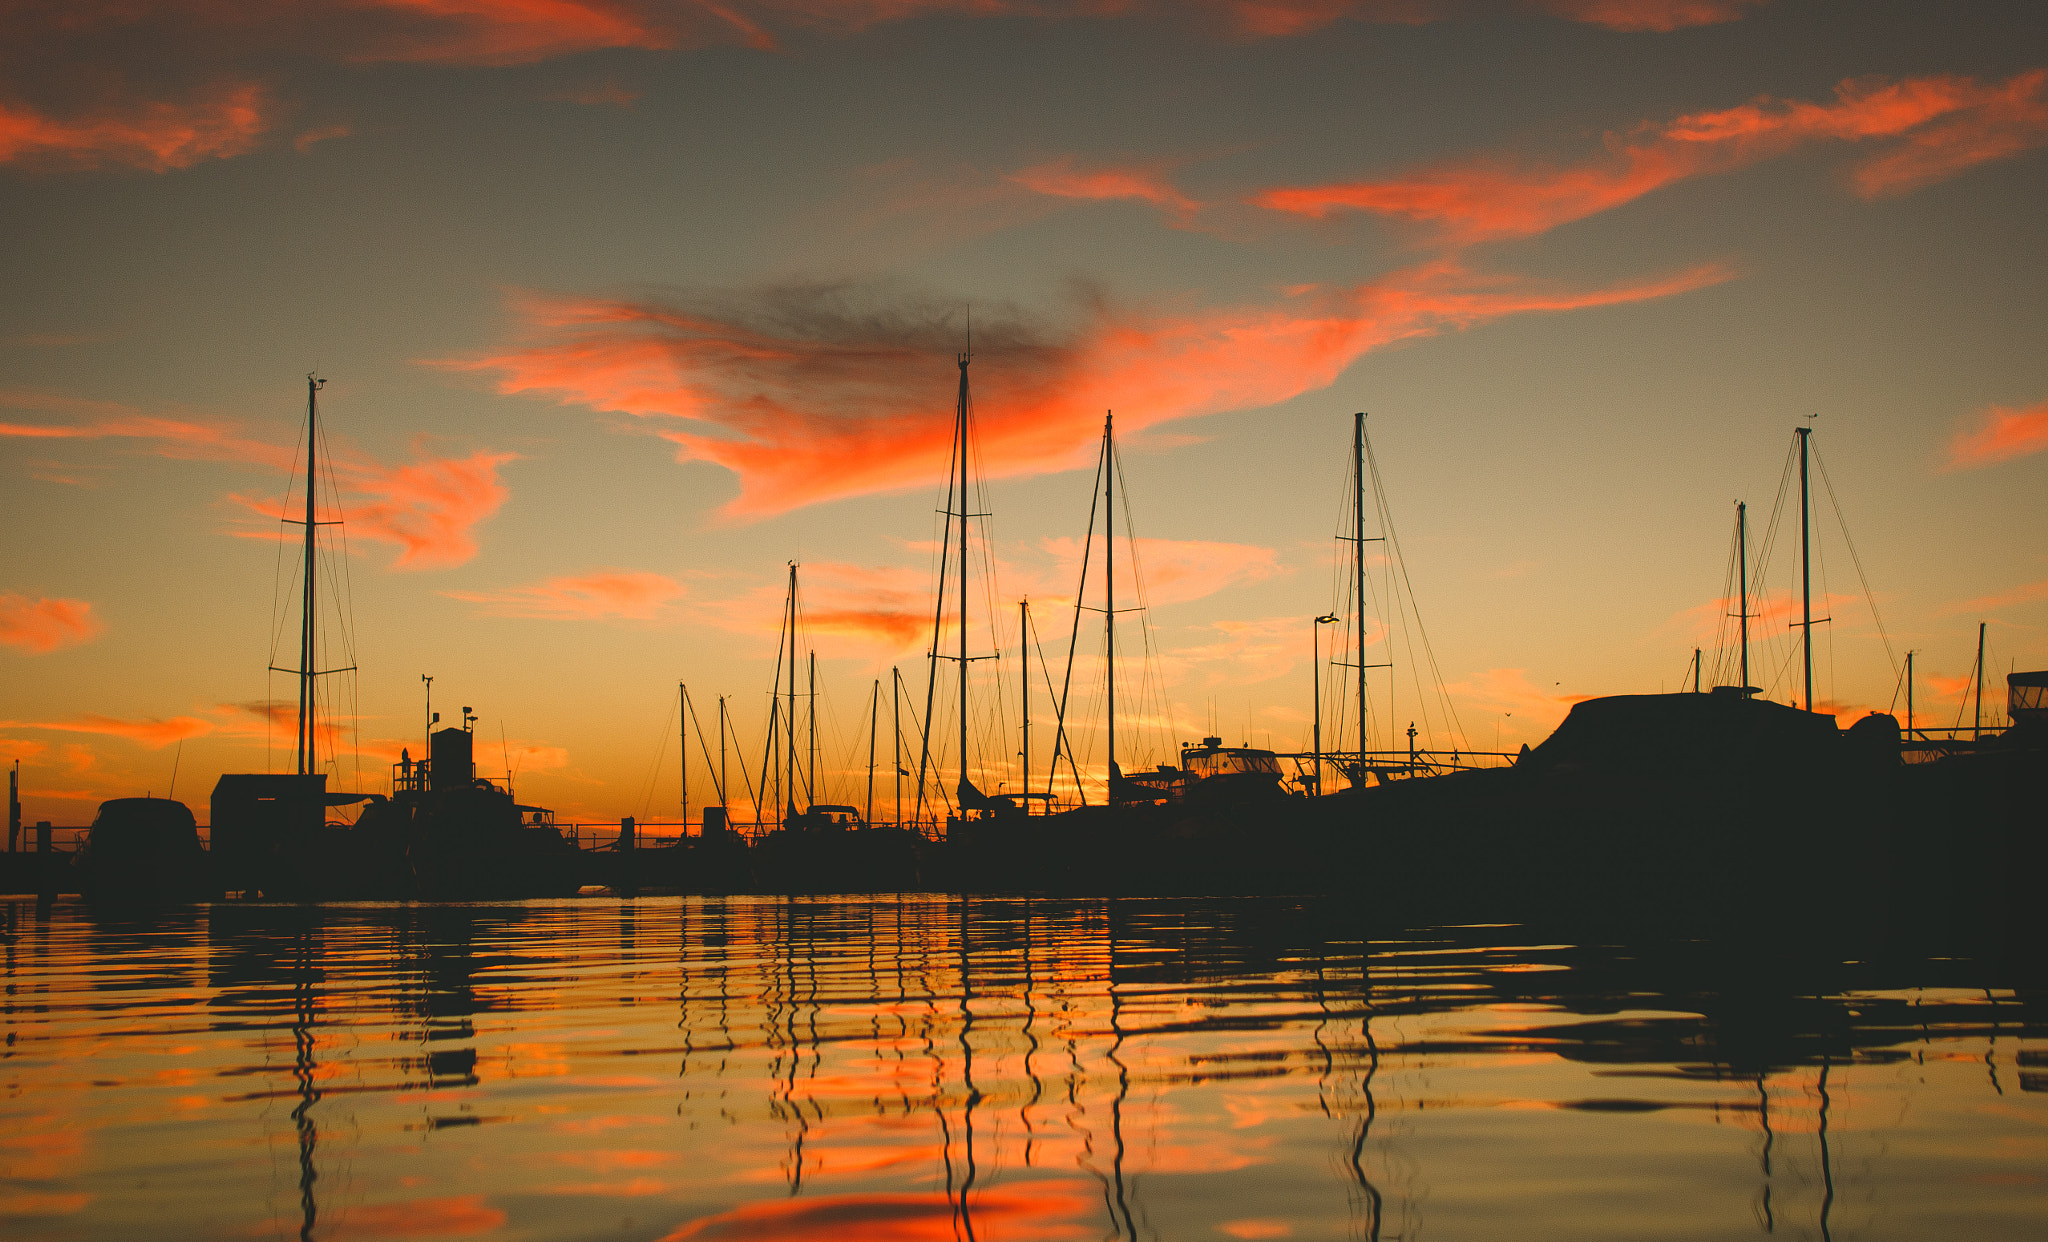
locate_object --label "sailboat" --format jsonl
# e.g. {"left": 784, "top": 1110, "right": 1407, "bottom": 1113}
{"left": 212, "top": 377, "right": 581, "bottom": 900}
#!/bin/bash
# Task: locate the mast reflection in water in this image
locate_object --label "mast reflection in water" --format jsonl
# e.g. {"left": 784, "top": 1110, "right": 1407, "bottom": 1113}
{"left": 1, "top": 896, "right": 2043, "bottom": 1240}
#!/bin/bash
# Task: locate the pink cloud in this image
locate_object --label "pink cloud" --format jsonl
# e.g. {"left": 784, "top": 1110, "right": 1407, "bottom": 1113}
{"left": 448, "top": 259, "right": 1727, "bottom": 518}
{"left": 0, "top": 595, "right": 103, "bottom": 654}
{"left": 1943, "top": 399, "right": 2048, "bottom": 471}
{"left": 1253, "top": 70, "right": 2048, "bottom": 243}
{"left": 445, "top": 569, "right": 683, "bottom": 619}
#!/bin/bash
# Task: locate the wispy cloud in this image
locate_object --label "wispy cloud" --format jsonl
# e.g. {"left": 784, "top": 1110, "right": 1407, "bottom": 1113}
{"left": 1252, "top": 70, "right": 2048, "bottom": 243}
{"left": 0, "top": 83, "right": 271, "bottom": 172}
{"left": 0, "top": 393, "right": 515, "bottom": 570}
{"left": 1, "top": 713, "right": 212, "bottom": 748}
{"left": 446, "top": 569, "right": 684, "bottom": 620}
{"left": 293, "top": 123, "right": 352, "bottom": 153}
{"left": 1942, "top": 398, "right": 2048, "bottom": 471}
{"left": 1007, "top": 156, "right": 1200, "bottom": 223}
{"left": 0, "top": 595, "right": 103, "bottom": 654}
{"left": 1529, "top": 0, "right": 1766, "bottom": 32}
{"left": 1940, "top": 577, "right": 2048, "bottom": 617}
{"left": 450, "top": 260, "right": 1726, "bottom": 518}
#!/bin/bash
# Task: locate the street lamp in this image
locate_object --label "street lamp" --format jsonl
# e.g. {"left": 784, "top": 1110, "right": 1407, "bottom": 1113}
{"left": 1312, "top": 614, "right": 1340, "bottom": 796}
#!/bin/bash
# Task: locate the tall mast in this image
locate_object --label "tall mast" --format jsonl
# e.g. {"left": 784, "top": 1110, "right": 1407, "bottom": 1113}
{"left": 1905, "top": 651, "right": 1914, "bottom": 738}
{"left": 956, "top": 351, "right": 971, "bottom": 811}
{"left": 718, "top": 695, "right": 728, "bottom": 815}
{"left": 1737, "top": 501, "right": 1750, "bottom": 693}
{"left": 1974, "top": 620, "right": 1986, "bottom": 741}
{"left": 1104, "top": 413, "right": 1116, "bottom": 792}
{"left": 1797, "top": 425, "right": 1813, "bottom": 713}
{"left": 807, "top": 649, "right": 817, "bottom": 810}
{"left": 892, "top": 668, "right": 901, "bottom": 827}
{"left": 867, "top": 678, "right": 878, "bottom": 827}
{"left": 785, "top": 562, "right": 797, "bottom": 823}
{"left": 299, "top": 376, "right": 323, "bottom": 776}
{"left": 679, "top": 682, "right": 688, "bottom": 828}
{"left": 1354, "top": 413, "right": 1368, "bottom": 778}
{"left": 1019, "top": 598, "right": 1030, "bottom": 815}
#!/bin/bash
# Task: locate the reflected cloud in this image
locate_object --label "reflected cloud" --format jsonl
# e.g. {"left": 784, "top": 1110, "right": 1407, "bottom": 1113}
{"left": 661, "top": 1182, "right": 1095, "bottom": 1241}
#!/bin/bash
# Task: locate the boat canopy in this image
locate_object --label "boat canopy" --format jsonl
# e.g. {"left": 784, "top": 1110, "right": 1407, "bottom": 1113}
{"left": 2011, "top": 671, "right": 2048, "bottom": 724}
{"left": 1181, "top": 746, "right": 1282, "bottom": 779}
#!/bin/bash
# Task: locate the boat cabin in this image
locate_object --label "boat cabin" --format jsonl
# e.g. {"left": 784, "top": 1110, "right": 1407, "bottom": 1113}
{"left": 1180, "top": 737, "right": 1283, "bottom": 780}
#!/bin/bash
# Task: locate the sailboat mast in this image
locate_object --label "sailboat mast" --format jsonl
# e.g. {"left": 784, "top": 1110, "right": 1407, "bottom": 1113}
{"left": 785, "top": 562, "right": 797, "bottom": 823}
{"left": 956, "top": 351, "right": 971, "bottom": 811}
{"left": 808, "top": 650, "right": 817, "bottom": 810}
{"left": 1975, "top": 620, "right": 1986, "bottom": 741}
{"left": 1104, "top": 413, "right": 1115, "bottom": 791}
{"left": 1797, "top": 425, "right": 1813, "bottom": 713}
{"left": 1905, "top": 651, "right": 1914, "bottom": 737}
{"left": 1354, "top": 412, "right": 1367, "bottom": 778}
{"left": 679, "top": 682, "right": 688, "bottom": 828}
{"left": 1738, "top": 501, "right": 1750, "bottom": 693}
{"left": 892, "top": 668, "right": 902, "bottom": 827}
{"left": 299, "top": 376, "right": 322, "bottom": 776}
{"left": 1020, "top": 598, "right": 1029, "bottom": 815}
{"left": 867, "top": 678, "right": 877, "bottom": 828}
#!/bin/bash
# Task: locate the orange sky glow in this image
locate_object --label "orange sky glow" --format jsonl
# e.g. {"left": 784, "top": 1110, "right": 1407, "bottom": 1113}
{"left": 1, "top": 0, "right": 2043, "bottom": 824}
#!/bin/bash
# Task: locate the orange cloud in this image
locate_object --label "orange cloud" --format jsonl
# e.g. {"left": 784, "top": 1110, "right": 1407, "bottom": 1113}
{"left": 1942, "top": 399, "right": 2048, "bottom": 471}
{"left": 0, "top": 395, "right": 516, "bottom": 570}
{"left": 1441, "top": 667, "right": 1576, "bottom": 731}
{"left": 1940, "top": 577, "right": 2048, "bottom": 616}
{"left": 1008, "top": 156, "right": 1199, "bottom": 221}
{"left": 338, "top": 0, "right": 677, "bottom": 66}
{"left": 0, "top": 594, "right": 103, "bottom": 654}
{"left": 1853, "top": 69, "right": 2048, "bottom": 197}
{"left": 0, "top": 83, "right": 270, "bottom": 171}
{"left": 2, "top": 714, "right": 213, "bottom": 748}
{"left": 451, "top": 259, "right": 1726, "bottom": 517}
{"left": 445, "top": 569, "right": 683, "bottom": 619}
{"left": 340, "top": 448, "right": 519, "bottom": 569}
{"left": 661, "top": 1182, "right": 1095, "bottom": 1242}
{"left": 1253, "top": 70, "right": 2048, "bottom": 243}
{"left": 1037, "top": 537, "right": 1285, "bottom": 612}
{"left": 1529, "top": 0, "right": 1765, "bottom": 32}
{"left": 293, "top": 123, "right": 353, "bottom": 152}
{"left": 1665, "top": 590, "right": 1859, "bottom": 642}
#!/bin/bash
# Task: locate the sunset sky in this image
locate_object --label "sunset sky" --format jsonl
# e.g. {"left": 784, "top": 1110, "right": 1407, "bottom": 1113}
{"left": 4, "top": 0, "right": 2046, "bottom": 827}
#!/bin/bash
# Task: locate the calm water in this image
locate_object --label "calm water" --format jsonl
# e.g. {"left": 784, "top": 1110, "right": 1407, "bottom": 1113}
{"left": 2, "top": 896, "right": 2042, "bottom": 1241}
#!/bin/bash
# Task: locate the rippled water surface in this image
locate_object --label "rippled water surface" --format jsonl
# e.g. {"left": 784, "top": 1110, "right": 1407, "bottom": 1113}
{"left": 3, "top": 896, "right": 2044, "bottom": 1241}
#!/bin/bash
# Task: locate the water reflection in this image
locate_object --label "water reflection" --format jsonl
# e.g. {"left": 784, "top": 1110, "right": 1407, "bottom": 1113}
{"left": 0, "top": 896, "right": 2042, "bottom": 1241}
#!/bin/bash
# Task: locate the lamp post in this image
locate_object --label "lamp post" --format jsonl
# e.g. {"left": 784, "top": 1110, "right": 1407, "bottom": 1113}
{"left": 1312, "top": 614, "right": 1339, "bottom": 796}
